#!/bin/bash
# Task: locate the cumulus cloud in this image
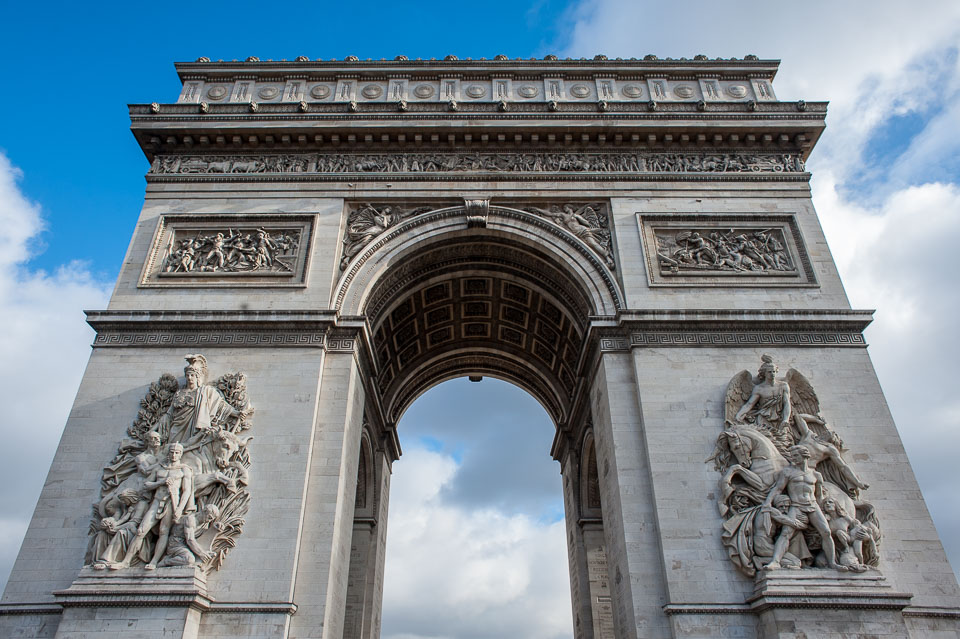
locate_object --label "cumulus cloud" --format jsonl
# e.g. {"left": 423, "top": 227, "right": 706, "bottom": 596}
{"left": 0, "top": 152, "right": 111, "bottom": 588}
{"left": 383, "top": 446, "right": 571, "bottom": 639}
{"left": 381, "top": 378, "right": 571, "bottom": 639}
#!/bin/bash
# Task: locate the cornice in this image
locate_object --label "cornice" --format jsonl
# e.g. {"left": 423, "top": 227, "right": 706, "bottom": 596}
{"left": 174, "top": 57, "right": 782, "bottom": 80}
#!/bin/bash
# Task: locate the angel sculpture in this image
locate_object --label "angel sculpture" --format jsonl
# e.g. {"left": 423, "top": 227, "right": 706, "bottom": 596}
{"left": 708, "top": 354, "right": 879, "bottom": 577}
{"left": 523, "top": 204, "right": 616, "bottom": 269}
{"left": 340, "top": 204, "right": 430, "bottom": 271}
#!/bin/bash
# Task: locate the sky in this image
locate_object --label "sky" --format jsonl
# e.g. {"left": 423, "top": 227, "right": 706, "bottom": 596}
{"left": 1, "top": 1, "right": 959, "bottom": 637}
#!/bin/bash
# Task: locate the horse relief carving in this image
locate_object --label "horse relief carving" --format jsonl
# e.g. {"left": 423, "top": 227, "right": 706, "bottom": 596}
{"left": 85, "top": 354, "right": 254, "bottom": 573}
{"left": 708, "top": 355, "right": 879, "bottom": 577}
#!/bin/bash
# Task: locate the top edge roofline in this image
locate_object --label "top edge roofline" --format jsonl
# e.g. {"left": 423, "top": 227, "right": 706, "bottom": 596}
{"left": 175, "top": 57, "right": 781, "bottom": 78}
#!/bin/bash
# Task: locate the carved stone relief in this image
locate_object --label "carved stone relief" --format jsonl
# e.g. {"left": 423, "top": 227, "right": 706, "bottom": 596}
{"left": 521, "top": 203, "right": 615, "bottom": 269}
{"left": 708, "top": 355, "right": 879, "bottom": 578}
{"left": 85, "top": 354, "right": 254, "bottom": 573}
{"left": 149, "top": 152, "right": 806, "bottom": 176}
{"left": 638, "top": 215, "right": 816, "bottom": 287}
{"left": 340, "top": 204, "right": 432, "bottom": 271}
{"left": 140, "top": 215, "right": 314, "bottom": 287}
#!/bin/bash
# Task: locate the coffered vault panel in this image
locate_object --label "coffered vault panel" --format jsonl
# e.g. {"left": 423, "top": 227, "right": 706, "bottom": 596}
{"left": 366, "top": 238, "right": 590, "bottom": 424}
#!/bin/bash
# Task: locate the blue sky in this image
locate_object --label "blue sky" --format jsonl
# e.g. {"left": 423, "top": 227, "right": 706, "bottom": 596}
{"left": 1, "top": 2, "right": 959, "bottom": 638}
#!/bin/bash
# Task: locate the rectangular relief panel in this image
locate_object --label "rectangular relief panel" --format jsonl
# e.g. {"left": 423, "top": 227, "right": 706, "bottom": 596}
{"left": 637, "top": 213, "right": 817, "bottom": 287}
{"left": 140, "top": 214, "right": 315, "bottom": 287}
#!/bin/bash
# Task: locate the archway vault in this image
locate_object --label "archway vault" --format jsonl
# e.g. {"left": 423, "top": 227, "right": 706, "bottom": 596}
{"left": 336, "top": 204, "right": 624, "bottom": 427}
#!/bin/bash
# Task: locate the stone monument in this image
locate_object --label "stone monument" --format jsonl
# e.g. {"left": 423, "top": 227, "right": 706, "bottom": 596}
{"left": 1, "top": 54, "right": 958, "bottom": 638}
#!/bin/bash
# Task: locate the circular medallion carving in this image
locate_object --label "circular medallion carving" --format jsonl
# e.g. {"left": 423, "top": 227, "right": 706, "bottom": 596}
{"left": 257, "top": 86, "right": 280, "bottom": 99}
{"left": 413, "top": 84, "right": 435, "bottom": 98}
{"left": 726, "top": 84, "right": 748, "bottom": 98}
{"left": 205, "top": 85, "right": 227, "bottom": 100}
{"left": 517, "top": 85, "right": 539, "bottom": 98}
{"left": 310, "top": 84, "right": 331, "bottom": 99}
{"left": 673, "top": 85, "right": 695, "bottom": 99}
{"left": 621, "top": 84, "right": 643, "bottom": 98}
{"left": 361, "top": 85, "right": 383, "bottom": 99}
{"left": 465, "top": 84, "right": 487, "bottom": 99}
{"left": 570, "top": 84, "right": 590, "bottom": 98}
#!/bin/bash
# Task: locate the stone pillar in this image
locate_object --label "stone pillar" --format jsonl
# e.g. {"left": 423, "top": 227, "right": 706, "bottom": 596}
{"left": 287, "top": 347, "right": 366, "bottom": 639}
{"left": 589, "top": 350, "right": 672, "bottom": 639}
{"left": 582, "top": 521, "right": 615, "bottom": 639}
{"left": 343, "top": 519, "right": 376, "bottom": 639}
{"left": 363, "top": 450, "right": 391, "bottom": 639}
{"left": 560, "top": 449, "right": 595, "bottom": 639}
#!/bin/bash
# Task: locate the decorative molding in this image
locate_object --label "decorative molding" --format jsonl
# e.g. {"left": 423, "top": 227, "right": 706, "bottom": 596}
{"left": 662, "top": 603, "right": 752, "bottom": 615}
{"left": 85, "top": 310, "right": 349, "bottom": 350}
{"left": 0, "top": 603, "right": 62, "bottom": 615}
{"left": 326, "top": 330, "right": 359, "bottom": 353}
{"left": 598, "top": 336, "right": 629, "bottom": 352}
{"left": 902, "top": 606, "right": 960, "bottom": 619}
{"left": 93, "top": 331, "right": 328, "bottom": 348}
{"left": 629, "top": 331, "right": 865, "bottom": 347}
{"left": 140, "top": 214, "right": 315, "bottom": 288}
{"left": 638, "top": 214, "right": 817, "bottom": 287}
{"left": 206, "top": 601, "right": 299, "bottom": 615}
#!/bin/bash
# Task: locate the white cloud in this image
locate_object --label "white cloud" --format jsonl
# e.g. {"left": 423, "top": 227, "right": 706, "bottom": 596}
{"left": 0, "top": 152, "right": 111, "bottom": 588}
{"left": 383, "top": 447, "right": 572, "bottom": 639}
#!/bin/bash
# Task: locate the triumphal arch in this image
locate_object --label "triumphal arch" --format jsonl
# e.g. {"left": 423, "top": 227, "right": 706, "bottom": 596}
{"left": 2, "top": 55, "right": 959, "bottom": 638}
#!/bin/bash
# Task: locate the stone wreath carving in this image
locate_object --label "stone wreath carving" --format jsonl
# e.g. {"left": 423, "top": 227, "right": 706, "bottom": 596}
{"left": 84, "top": 354, "right": 254, "bottom": 573}
{"left": 150, "top": 152, "right": 805, "bottom": 175}
{"left": 162, "top": 228, "right": 301, "bottom": 274}
{"left": 340, "top": 203, "right": 431, "bottom": 270}
{"left": 708, "top": 355, "right": 879, "bottom": 577}
{"left": 522, "top": 203, "right": 615, "bottom": 268}
{"left": 656, "top": 227, "right": 793, "bottom": 274}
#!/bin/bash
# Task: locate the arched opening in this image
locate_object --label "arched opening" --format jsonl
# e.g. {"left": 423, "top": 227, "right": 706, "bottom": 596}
{"left": 337, "top": 205, "right": 623, "bottom": 639}
{"left": 379, "top": 377, "right": 571, "bottom": 638}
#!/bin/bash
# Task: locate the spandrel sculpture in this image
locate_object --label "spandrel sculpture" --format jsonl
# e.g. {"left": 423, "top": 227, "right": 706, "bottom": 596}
{"left": 86, "top": 354, "right": 254, "bottom": 573}
{"left": 522, "top": 203, "right": 615, "bottom": 268}
{"left": 709, "top": 355, "right": 879, "bottom": 577}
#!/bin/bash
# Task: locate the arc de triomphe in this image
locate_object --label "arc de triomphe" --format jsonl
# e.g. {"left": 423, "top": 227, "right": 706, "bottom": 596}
{"left": 2, "top": 56, "right": 959, "bottom": 639}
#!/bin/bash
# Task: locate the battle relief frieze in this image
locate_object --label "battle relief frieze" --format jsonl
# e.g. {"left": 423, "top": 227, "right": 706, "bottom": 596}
{"left": 86, "top": 354, "right": 253, "bottom": 573}
{"left": 149, "top": 152, "right": 806, "bottom": 176}
{"left": 140, "top": 215, "right": 314, "bottom": 287}
{"left": 638, "top": 214, "right": 817, "bottom": 287}
{"left": 709, "top": 355, "right": 879, "bottom": 578}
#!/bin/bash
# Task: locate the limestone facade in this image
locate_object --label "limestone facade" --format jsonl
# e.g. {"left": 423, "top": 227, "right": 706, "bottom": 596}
{"left": 2, "top": 56, "right": 958, "bottom": 638}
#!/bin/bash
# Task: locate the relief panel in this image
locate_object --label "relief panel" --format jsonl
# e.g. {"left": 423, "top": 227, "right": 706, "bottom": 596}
{"left": 638, "top": 214, "right": 817, "bottom": 287}
{"left": 140, "top": 214, "right": 315, "bottom": 287}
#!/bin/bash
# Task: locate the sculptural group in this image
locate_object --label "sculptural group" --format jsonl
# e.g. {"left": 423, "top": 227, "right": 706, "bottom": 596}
{"left": 162, "top": 229, "right": 301, "bottom": 275}
{"left": 85, "top": 354, "right": 254, "bottom": 572}
{"left": 656, "top": 228, "right": 794, "bottom": 274}
{"left": 709, "top": 355, "right": 879, "bottom": 577}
